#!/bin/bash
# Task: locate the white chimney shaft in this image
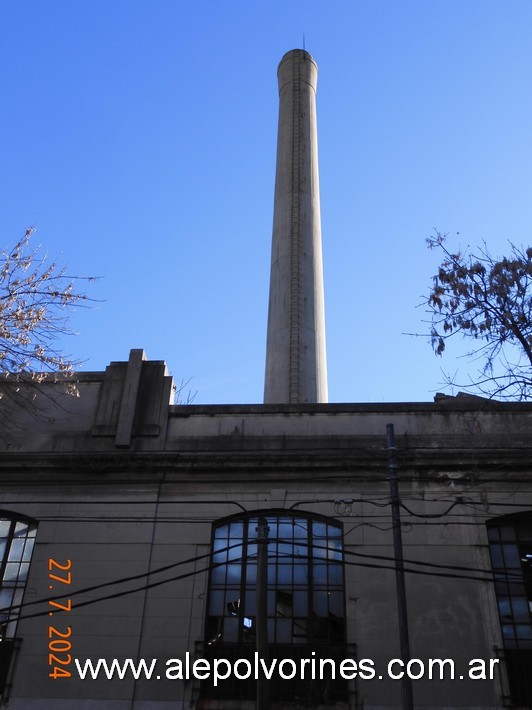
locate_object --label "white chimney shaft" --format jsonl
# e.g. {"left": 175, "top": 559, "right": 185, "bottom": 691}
{"left": 264, "top": 49, "right": 328, "bottom": 404}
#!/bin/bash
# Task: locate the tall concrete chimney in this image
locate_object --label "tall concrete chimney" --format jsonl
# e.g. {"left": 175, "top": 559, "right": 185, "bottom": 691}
{"left": 264, "top": 49, "right": 328, "bottom": 404}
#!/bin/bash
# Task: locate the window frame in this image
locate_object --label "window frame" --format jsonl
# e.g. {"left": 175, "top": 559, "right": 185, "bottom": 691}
{"left": 0, "top": 511, "right": 38, "bottom": 700}
{"left": 200, "top": 508, "right": 348, "bottom": 705}
{"left": 487, "top": 512, "right": 532, "bottom": 707}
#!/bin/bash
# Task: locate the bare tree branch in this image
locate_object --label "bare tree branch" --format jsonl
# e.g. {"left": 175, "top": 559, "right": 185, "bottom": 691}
{"left": 0, "top": 228, "right": 97, "bottom": 406}
{"left": 173, "top": 377, "right": 197, "bottom": 405}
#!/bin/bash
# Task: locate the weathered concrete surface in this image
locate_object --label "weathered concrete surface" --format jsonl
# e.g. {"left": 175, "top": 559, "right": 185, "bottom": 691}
{"left": 264, "top": 49, "right": 328, "bottom": 404}
{"left": 2, "top": 351, "right": 532, "bottom": 708}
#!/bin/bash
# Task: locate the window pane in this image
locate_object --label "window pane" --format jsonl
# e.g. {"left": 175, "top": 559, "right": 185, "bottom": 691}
{"left": 495, "top": 580, "right": 508, "bottom": 595}
{"left": 266, "top": 521, "right": 278, "bottom": 540}
{"left": 313, "top": 543, "right": 327, "bottom": 560}
{"left": 278, "top": 542, "right": 292, "bottom": 558}
{"left": 276, "top": 618, "right": 291, "bottom": 642}
{"left": 226, "top": 564, "right": 242, "bottom": 585}
{"left": 293, "top": 542, "right": 307, "bottom": 559}
{"left": 244, "top": 590, "right": 256, "bottom": 615}
{"left": 313, "top": 563, "right": 327, "bottom": 586}
{"left": 213, "top": 541, "right": 228, "bottom": 561}
{"left": 502, "top": 624, "right": 516, "bottom": 640}
{"left": 515, "top": 625, "right": 532, "bottom": 641}
{"left": 276, "top": 564, "right": 292, "bottom": 585}
{"left": 267, "top": 591, "right": 276, "bottom": 615}
{"left": 22, "top": 539, "right": 34, "bottom": 562}
{"left": 276, "top": 590, "right": 293, "bottom": 615}
{"left": 246, "top": 562, "right": 257, "bottom": 585}
{"left": 7, "top": 539, "right": 24, "bottom": 562}
{"left": 490, "top": 544, "right": 503, "bottom": 569}
{"left": 313, "top": 522, "right": 326, "bottom": 539}
{"left": 3, "top": 563, "right": 20, "bottom": 583}
{"left": 508, "top": 580, "right": 523, "bottom": 599}
{"left": 293, "top": 521, "right": 308, "bottom": 539}
{"left": 14, "top": 522, "right": 29, "bottom": 537}
{"left": 488, "top": 527, "right": 500, "bottom": 542}
{"left": 227, "top": 544, "right": 242, "bottom": 562}
{"left": 0, "top": 590, "right": 13, "bottom": 609}
{"left": 278, "top": 521, "right": 294, "bottom": 540}
{"left": 293, "top": 618, "right": 307, "bottom": 640}
{"left": 327, "top": 539, "right": 343, "bottom": 561}
{"left": 0, "top": 522, "right": 11, "bottom": 538}
{"left": 209, "top": 590, "right": 224, "bottom": 615}
{"left": 293, "top": 591, "right": 307, "bottom": 616}
{"left": 498, "top": 597, "right": 511, "bottom": 618}
{"left": 229, "top": 521, "right": 244, "bottom": 539}
{"left": 503, "top": 545, "right": 521, "bottom": 569}
{"left": 214, "top": 525, "right": 229, "bottom": 539}
{"left": 500, "top": 525, "right": 517, "bottom": 541}
{"left": 328, "top": 563, "right": 343, "bottom": 586}
{"left": 267, "top": 618, "right": 275, "bottom": 640}
{"left": 17, "top": 563, "right": 29, "bottom": 582}
{"left": 294, "top": 563, "right": 307, "bottom": 585}
{"left": 511, "top": 597, "right": 530, "bottom": 623}
{"left": 328, "top": 524, "right": 342, "bottom": 538}
{"left": 211, "top": 565, "right": 226, "bottom": 585}
{"left": 226, "top": 596, "right": 240, "bottom": 617}
{"left": 267, "top": 564, "right": 276, "bottom": 584}
{"left": 313, "top": 591, "right": 328, "bottom": 617}
{"left": 223, "top": 617, "right": 239, "bottom": 642}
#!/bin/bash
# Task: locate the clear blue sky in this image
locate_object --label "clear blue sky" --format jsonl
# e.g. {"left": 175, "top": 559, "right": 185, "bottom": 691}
{"left": 2, "top": 1, "right": 531, "bottom": 403}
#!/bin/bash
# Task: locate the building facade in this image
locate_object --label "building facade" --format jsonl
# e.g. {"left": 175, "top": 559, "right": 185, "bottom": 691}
{"left": 1, "top": 351, "right": 531, "bottom": 708}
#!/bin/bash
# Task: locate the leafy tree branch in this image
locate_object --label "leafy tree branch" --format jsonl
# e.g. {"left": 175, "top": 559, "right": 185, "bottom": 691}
{"left": 423, "top": 231, "right": 532, "bottom": 400}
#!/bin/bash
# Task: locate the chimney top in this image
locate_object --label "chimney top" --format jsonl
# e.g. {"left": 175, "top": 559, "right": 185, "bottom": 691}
{"left": 277, "top": 49, "right": 318, "bottom": 91}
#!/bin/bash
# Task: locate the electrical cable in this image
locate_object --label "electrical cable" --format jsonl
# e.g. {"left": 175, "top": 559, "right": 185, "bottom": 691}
{"left": 7, "top": 538, "right": 517, "bottom": 623}
{"left": 13, "top": 552, "right": 501, "bottom": 625}
{"left": 3, "top": 542, "right": 244, "bottom": 614}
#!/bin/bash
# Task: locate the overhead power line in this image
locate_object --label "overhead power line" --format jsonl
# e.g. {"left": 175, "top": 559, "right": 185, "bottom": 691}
{"left": 9, "top": 539, "right": 512, "bottom": 624}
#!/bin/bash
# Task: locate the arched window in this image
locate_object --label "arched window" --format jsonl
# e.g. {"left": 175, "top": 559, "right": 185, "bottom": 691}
{"left": 200, "top": 509, "right": 347, "bottom": 705}
{"left": 487, "top": 513, "right": 532, "bottom": 706}
{"left": 0, "top": 513, "right": 38, "bottom": 697}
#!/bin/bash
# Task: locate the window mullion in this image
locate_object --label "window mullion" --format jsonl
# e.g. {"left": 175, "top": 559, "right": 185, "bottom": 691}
{"left": 238, "top": 519, "right": 249, "bottom": 645}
